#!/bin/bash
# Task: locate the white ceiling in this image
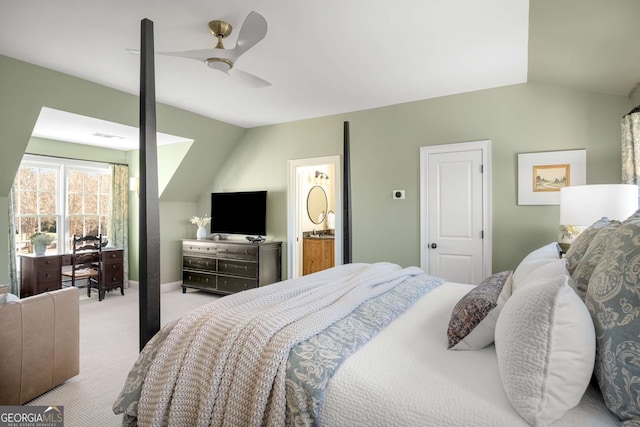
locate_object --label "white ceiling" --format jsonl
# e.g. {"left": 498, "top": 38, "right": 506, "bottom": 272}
{"left": 1, "top": 0, "right": 639, "bottom": 146}
{"left": 0, "top": 0, "right": 529, "bottom": 130}
{"left": 32, "top": 107, "right": 192, "bottom": 151}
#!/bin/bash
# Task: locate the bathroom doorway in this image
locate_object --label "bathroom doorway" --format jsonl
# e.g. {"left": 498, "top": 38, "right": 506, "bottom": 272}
{"left": 287, "top": 156, "right": 342, "bottom": 279}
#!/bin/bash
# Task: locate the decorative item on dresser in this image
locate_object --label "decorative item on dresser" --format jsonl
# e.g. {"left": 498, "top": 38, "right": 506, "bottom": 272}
{"left": 190, "top": 215, "right": 211, "bottom": 240}
{"left": 181, "top": 239, "right": 281, "bottom": 295}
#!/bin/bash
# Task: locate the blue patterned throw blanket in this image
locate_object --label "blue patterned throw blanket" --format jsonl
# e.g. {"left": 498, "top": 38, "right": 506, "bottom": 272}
{"left": 113, "top": 263, "right": 443, "bottom": 427}
{"left": 284, "top": 273, "right": 442, "bottom": 426}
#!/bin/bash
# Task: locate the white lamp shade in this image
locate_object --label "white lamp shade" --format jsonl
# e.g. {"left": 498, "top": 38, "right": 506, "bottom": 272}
{"left": 560, "top": 184, "right": 638, "bottom": 226}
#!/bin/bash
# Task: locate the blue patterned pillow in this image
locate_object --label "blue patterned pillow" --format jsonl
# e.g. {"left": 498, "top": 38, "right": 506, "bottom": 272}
{"left": 570, "top": 221, "right": 621, "bottom": 301}
{"left": 565, "top": 217, "right": 610, "bottom": 275}
{"left": 585, "top": 216, "right": 640, "bottom": 424}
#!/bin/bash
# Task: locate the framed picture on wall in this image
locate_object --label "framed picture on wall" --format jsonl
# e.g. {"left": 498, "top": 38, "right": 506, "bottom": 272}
{"left": 517, "top": 149, "right": 586, "bottom": 205}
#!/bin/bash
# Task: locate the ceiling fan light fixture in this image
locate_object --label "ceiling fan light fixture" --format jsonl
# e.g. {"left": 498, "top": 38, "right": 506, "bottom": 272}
{"left": 206, "top": 58, "right": 233, "bottom": 71}
{"left": 152, "top": 11, "right": 270, "bottom": 87}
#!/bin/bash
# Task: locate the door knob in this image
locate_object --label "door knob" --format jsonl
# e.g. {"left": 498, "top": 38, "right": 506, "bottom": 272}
{"left": 430, "top": 243, "right": 438, "bottom": 249}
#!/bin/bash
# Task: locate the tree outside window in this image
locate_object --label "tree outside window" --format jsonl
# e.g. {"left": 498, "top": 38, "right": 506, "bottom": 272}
{"left": 67, "top": 169, "right": 111, "bottom": 246}
{"left": 14, "top": 165, "right": 59, "bottom": 255}
{"left": 13, "top": 157, "right": 112, "bottom": 257}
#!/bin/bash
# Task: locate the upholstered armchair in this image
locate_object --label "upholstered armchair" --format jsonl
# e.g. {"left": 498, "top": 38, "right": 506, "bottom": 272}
{"left": 0, "top": 286, "right": 79, "bottom": 405}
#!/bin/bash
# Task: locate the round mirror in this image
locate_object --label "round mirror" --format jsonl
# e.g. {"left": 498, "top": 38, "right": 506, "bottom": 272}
{"left": 307, "top": 185, "right": 328, "bottom": 224}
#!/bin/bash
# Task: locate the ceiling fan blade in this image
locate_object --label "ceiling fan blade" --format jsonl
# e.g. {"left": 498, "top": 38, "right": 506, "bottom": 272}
{"left": 155, "top": 48, "right": 237, "bottom": 62}
{"left": 228, "top": 68, "right": 271, "bottom": 88}
{"left": 232, "top": 11, "right": 268, "bottom": 56}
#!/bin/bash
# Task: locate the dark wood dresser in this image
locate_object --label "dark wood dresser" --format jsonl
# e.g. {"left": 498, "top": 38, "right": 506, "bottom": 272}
{"left": 101, "top": 249, "right": 125, "bottom": 295}
{"left": 181, "top": 239, "right": 282, "bottom": 295}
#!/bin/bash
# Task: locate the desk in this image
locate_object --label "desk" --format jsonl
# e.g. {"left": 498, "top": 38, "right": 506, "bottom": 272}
{"left": 20, "top": 249, "right": 124, "bottom": 298}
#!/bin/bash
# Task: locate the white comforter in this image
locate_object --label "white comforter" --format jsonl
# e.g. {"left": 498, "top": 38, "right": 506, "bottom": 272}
{"left": 131, "top": 263, "right": 429, "bottom": 427}
{"left": 321, "top": 282, "right": 619, "bottom": 427}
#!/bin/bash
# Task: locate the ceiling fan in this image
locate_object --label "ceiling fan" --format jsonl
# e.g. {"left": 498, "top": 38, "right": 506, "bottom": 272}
{"left": 133, "top": 11, "right": 270, "bottom": 88}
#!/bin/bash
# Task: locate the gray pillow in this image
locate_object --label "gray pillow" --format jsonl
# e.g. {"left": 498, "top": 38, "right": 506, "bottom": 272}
{"left": 565, "top": 217, "right": 610, "bottom": 275}
{"left": 585, "top": 215, "right": 640, "bottom": 424}
{"left": 570, "top": 221, "right": 621, "bottom": 300}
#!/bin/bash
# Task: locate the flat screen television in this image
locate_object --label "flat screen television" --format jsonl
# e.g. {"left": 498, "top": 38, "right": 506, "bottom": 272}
{"left": 210, "top": 191, "right": 267, "bottom": 236}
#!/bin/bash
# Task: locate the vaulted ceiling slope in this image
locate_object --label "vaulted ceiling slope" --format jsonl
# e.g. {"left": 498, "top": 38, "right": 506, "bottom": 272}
{"left": 528, "top": 0, "right": 640, "bottom": 98}
{"left": 0, "top": 0, "right": 530, "bottom": 129}
{"left": 1, "top": 1, "right": 638, "bottom": 130}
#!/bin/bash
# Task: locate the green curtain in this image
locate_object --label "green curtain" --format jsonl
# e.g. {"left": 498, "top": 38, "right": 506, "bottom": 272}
{"left": 110, "top": 164, "right": 129, "bottom": 287}
{"left": 7, "top": 186, "right": 18, "bottom": 296}
{"left": 622, "top": 109, "right": 640, "bottom": 185}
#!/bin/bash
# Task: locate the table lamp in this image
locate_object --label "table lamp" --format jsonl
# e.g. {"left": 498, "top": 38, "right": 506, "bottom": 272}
{"left": 559, "top": 184, "right": 638, "bottom": 251}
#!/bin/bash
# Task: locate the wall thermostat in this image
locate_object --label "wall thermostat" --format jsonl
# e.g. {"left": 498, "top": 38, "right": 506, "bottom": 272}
{"left": 393, "top": 190, "right": 405, "bottom": 199}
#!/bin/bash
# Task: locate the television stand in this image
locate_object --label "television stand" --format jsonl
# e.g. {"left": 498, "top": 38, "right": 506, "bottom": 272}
{"left": 181, "top": 239, "right": 281, "bottom": 295}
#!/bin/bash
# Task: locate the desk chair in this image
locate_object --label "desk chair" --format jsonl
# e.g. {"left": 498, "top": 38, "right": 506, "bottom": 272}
{"left": 61, "top": 235, "right": 105, "bottom": 300}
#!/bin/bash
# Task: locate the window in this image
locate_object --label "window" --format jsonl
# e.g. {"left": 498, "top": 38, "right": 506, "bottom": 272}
{"left": 13, "top": 155, "right": 111, "bottom": 256}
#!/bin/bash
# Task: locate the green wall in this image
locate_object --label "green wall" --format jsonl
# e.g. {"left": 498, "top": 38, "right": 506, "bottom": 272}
{"left": 0, "top": 54, "right": 245, "bottom": 285}
{"left": 631, "top": 86, "right": 640, "bottom": 109}
{"left": 0, "top": 53, "right": 634, "bottom": 285}
{"left": 208, "top": 82, "right": 631, "bottom": 275}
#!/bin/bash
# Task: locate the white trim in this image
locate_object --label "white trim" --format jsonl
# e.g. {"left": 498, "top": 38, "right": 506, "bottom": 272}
{"left": 23, "top": 153, "right": 111, "bottom": 171}
{"left": 126, "top": 280, "right": 181, "bottom": 292}
{"left": 420, "top": 140, "right": 492, "bottom": 278}
{"left": 161, "top": 280, "right": 183, "bottom": 292}
{"left": 287, "top": 155, "right": 342, "bottom": 279}
{"left": 13, "top": 154, "right": 115, "bottom": 277}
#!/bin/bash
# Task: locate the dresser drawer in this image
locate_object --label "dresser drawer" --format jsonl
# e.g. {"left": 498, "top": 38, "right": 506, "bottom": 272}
{"left": 182, "top": 241, "right": 216, "bottom": 256}
{"left": 216, "top": 275, "right": 257, "bottom": 293}
{"left": 182, "top": 271, "right": 216, "bottom": 289}
{"left": 36, "top": 268, "right": 61, "bottom": 294}
{"left": 218, "top": 259, "right": 257, "bottom": 277}
{"left": 183, "top": 256, "right": 216, "bottom": 272}
{"left": 216, "top": 244, "right": 258, "bottom": 260}
{"left": 37, "top": 269, "right": 60, "bottom": 284}
{"left": 103, "top": 261, "right": 123, "bottom": 287}
{"left": 34, "top": 256, "right": 61, "bottom": 270}
{"left": 103, "top": 250, "right": 123, "bottom": 261}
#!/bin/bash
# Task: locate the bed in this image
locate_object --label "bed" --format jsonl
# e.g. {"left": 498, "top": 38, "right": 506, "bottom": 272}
{"left": 113, "top": 229, "right": 640, "bottom": 426}
{"left": 118, "top": 19, "right": 637, "bottom": 427}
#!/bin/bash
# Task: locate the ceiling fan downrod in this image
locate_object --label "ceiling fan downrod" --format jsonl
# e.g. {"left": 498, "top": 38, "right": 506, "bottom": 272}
{"left": 208, "top": 20, "right": 232, "bottom": 49}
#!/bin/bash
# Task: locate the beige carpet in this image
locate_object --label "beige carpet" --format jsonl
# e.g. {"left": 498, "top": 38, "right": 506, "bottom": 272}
{"left": 26, "top": 284, "right": 219, "bottom": 427}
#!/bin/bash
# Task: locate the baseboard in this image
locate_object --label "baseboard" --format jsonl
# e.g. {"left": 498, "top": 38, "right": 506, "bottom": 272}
{"left": 126, "top": 280, "right": 182, "bottom": 293}
{"left": 161, "top": 281, "right": 183, "bottom": 292}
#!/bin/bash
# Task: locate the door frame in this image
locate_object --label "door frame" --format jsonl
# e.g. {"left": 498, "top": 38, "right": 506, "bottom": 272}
{"left": 287, "top": 155, "right": 343, "bottom": 279}
{"left": 419, "top": 140, "right": 492, "bottom": 279}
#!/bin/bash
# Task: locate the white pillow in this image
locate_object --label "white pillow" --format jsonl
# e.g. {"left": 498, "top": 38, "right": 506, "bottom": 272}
{"left": 512, "top": 258, "right": 569, "bottom": 293}
{"left": 520, "top": 242, "right": 561, "bottom": 263}
{"left": 494, "top": 274, "right": 595, "bottom": 426}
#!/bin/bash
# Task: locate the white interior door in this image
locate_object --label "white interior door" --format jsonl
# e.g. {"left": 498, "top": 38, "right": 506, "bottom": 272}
{"left": 420, "top": 141, "right": 491, "bottom": 284}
